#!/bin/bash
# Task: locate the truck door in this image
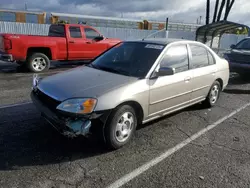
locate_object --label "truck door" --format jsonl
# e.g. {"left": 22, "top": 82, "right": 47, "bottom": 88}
{"left": 82, "top": 27, "right": 108, "bottom": 59}
{"left": 67, "top": 26, "right": 86, "bottom": 59}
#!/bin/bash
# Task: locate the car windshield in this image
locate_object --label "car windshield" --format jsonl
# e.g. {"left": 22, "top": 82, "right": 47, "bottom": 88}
{"left": 89, "top": 42, "right": 165, "bottom": 78}
{"left": 234, "top": 38, "right": 250, "bottom": 49}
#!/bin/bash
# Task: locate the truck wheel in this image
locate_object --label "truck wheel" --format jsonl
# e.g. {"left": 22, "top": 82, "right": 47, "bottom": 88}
{"left": 104, "top": 105, "right": 137, "bottom": 150}
{"left": 27, "top": 53, "right": 50, "bottom": 73}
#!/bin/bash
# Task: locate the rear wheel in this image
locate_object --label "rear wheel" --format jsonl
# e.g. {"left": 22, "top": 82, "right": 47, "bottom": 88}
{"left": 27, "top": 53, "right": 50, "bottom": 73}
{"left": 203, "top": 81, "right": 221, "bottom": 108}
{"left": 104, "top": 105, "right": 137, "bottom": 150}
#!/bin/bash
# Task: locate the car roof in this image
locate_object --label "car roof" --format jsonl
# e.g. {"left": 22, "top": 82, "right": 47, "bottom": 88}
{"left": 125, "top": 38, "right": 201, "bottom": 45}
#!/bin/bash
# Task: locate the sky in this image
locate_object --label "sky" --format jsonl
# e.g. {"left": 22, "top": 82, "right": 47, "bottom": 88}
{"left": 1, "top": 0, "right": 250, "bottom": 25}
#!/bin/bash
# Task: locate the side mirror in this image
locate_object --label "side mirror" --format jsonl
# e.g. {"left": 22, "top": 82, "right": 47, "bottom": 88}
{"left": 157, "top": 67, "right": 175, "bottom": 76}
{"left": 93, "top": 35, "right": 104, "bottom": 41}
{"left": 230, "top": 44, "right": 236, "bottom": 49}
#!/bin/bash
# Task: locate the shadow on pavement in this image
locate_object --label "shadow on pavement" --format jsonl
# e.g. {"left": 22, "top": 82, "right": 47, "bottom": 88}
{"left": 0, "top": 105, "right": 109, "bottom": 171}
{"left": 223, "top": 89, "right": 250, "bottom": 95}
{"left": 228, "top": 73, "right": 250, "bottom": 85}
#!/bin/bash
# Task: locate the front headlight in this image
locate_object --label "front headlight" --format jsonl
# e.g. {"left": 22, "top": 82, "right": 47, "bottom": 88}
{"left": 56, "top": 98, "right": 97, "bottom": 115}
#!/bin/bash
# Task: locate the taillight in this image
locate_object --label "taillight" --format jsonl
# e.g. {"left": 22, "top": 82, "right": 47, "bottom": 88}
{"left": 4, "top": 38, "right": 12, "bottom": 50}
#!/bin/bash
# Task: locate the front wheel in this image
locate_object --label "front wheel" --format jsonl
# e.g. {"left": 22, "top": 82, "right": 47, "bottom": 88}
{"left": 104, "top": 105, "right": 137, "bottom": 150}
{"left": 27, "top": 53, "right": 50, "bottom": 73}
{"left": 203, "top": 81, "right": 221, "bottom": 108}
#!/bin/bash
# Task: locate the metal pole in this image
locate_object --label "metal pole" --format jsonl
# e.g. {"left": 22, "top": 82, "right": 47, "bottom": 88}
{"left": 166, "top": 17, "right": 169, "bottom": 39}
{"left": 206, "top": 0, "right": 210, "bottom": 25}
{"left": 25, "top": 3, "right": 27, "bottom": 10}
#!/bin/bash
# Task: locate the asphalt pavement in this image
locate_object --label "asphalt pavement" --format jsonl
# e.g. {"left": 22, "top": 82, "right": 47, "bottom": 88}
{"left": 0, "top": 60, "right": 250, "bottom": 188}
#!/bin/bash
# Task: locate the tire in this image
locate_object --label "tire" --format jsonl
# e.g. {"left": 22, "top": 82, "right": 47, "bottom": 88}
{"left": 203, "top": 80, "right": 221, "bottom": 108}
{"left": 27, "top": 53, "right": 50, "bottom": 73}
{"left": 104, "top": 105, "right": 137, "bottom": 150}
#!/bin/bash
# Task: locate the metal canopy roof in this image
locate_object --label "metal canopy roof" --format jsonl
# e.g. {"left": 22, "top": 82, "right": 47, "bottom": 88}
{"left": 195, "top": 20, "right": 249, "bottom": 41}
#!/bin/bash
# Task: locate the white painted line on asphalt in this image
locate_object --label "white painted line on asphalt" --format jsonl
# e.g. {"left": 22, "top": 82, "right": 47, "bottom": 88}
{"left": 106, "top": 102, "right": 250, "bottom": 188}
{"left": 0, "top": 101, "right": 32, "bottom": 109}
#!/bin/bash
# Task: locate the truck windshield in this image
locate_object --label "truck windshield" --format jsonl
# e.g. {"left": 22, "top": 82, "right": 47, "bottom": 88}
{"left": 48, "top": 25, "right": 66, "bottom": 37}
{"left": 90, "top": 42, "right": 165, "bottom": 78}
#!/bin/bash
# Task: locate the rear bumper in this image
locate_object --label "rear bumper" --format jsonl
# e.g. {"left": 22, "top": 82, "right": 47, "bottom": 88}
{"left": 228, "top": 62, "right": 250, "bottom": 74}
{"left": 0, "top": 53, "right": 14, "bottom": 62}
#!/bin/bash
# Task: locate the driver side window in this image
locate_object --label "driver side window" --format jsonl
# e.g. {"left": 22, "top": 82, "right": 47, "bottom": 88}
{"left": 160, "top": 44, "right": 189, "bottom": 73}
{"left": 84, "top": 28, "right": 100, "bottom": 39}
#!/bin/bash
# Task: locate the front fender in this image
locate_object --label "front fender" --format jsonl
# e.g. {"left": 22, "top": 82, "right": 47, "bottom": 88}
{"left": 95, "top": 79, "right": 150, "bottom": 118}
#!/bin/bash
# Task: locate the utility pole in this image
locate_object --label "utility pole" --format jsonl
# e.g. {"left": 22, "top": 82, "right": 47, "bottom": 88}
{"left": 165, "top": 17, "right": 169, "bottom": 39}
{"left": 206, "top": 0, "right": 210, "bottom": 25}
{"left": 224, "top": 0, "right": 235, "bottom": 20}
{"left": 217, "top": 0, "right": 226, "bottom": 21}
{"left": 213, "top": 0, "right": 220, "bottom": 22}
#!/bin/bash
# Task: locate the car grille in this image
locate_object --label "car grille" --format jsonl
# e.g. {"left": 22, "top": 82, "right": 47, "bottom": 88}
{"left": 34, "top": 89, "right": 61, "bottom": 111}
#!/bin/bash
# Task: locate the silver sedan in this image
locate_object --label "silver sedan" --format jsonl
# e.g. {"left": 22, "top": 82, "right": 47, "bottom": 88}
{"left": 31, "top": 38, "right": 229, "bottom": 149}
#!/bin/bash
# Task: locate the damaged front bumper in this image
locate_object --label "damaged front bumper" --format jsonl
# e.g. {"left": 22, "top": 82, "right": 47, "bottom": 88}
{"left": 30, "top": 91, "right": 111, "bottom": 138}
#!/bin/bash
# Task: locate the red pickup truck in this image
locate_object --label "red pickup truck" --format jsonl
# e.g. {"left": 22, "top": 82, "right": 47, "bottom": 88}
{"left": 0, "top": 24, "right": 121, "bottom": 72}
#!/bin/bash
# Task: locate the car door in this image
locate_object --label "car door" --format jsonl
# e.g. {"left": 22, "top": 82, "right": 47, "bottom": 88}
{"left": 148, "top": 44, "right": 193, "bottom": 117}
{"left": 188, "top": 44, "right": 217, "bottom": 101}
{"left": 67, "top": 26, "right": 87, "bottom": 59}
{"left": 82, "top": 27, "right": 108, "bottom": 58}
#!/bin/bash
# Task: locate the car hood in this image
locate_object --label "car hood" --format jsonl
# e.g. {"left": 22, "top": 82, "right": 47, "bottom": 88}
{"left": 37, "top": 66, "right": 137, "bottom": 101}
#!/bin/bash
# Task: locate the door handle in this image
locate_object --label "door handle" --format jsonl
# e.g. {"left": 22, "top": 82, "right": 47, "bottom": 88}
{"left": 69, "top": 41, "right": 75, "bottom": 43}
{"left": 86, "top": 41, "right": 92, "bottom": 44}
{"left": 184, "top": 77, "right": 191, "bottom": 82}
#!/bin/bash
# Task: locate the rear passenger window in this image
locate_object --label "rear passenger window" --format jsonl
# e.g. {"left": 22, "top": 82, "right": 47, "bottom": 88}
{"left": 160, "top": 45, "right": 189, "bottom": 73}
{"left": 207, "top": 51, "right": 215, "bottom": 65}
{"left": 189, "top": 45, "right": 209, "bottom": 68}
{"left": 69, "top": 27, "right": 82, "bottom": 38}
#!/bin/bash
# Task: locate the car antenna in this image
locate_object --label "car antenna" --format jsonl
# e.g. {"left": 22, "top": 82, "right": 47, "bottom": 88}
{"left": 142, "top": 28, "right": 165, "bottom": 41}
